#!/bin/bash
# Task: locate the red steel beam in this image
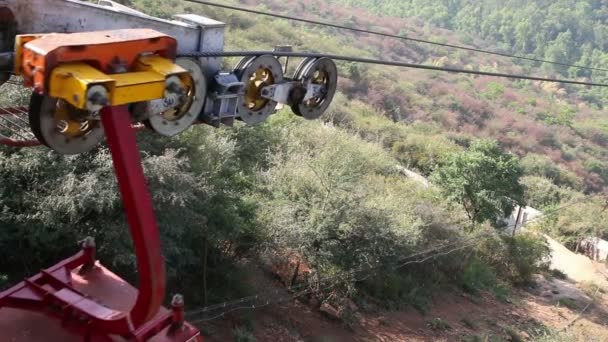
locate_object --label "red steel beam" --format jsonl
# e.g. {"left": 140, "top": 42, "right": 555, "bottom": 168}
{"left": 100, "top": 105, "right": 166, "bottom": 328}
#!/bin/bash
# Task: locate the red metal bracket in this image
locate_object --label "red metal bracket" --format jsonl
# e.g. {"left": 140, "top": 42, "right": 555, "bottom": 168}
{"left": 101, "top": 105, "right": 167, "bottom": 328}
{"left": 0, "top": 106, "right": 201, "bottom": 341}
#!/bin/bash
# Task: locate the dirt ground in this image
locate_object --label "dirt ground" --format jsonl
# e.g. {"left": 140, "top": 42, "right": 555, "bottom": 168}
{"left": 201, "top": 238, "right": 608, "bottom": 342}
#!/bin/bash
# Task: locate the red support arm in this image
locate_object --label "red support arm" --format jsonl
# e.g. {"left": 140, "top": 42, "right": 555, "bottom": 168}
{"left": 100, "top": 105, "right": 166, "bottom": 327}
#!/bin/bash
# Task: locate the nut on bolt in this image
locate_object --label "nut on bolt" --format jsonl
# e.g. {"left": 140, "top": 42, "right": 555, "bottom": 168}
{"left": 169, "top": 294, "right": 185, "bottom": 333}
{"left": 86, "top": 85, "right": 110, "bottom": 112}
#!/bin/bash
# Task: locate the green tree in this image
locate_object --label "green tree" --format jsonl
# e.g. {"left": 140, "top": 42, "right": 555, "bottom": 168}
{"left": 432, "top": 139, "right": 525, "bottom": 226}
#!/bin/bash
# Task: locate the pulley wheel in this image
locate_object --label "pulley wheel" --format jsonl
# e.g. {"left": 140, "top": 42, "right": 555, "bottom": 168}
{"left": 235, "top": 55, "right": 284, "bottom": 125}
{"left": 147, "top": 58, "right": 207, "bottom": 137}
{"left": 291, "top": 58, "right": 338, "bottom": 120}
{"left": 293, "top": 57, "right": 316, "bottom": 81}
{"left": 28, "top": 93, "right": 104, "bottom": 155}
{"left": 234, "top": 56, "right": 256, "bottom": 73}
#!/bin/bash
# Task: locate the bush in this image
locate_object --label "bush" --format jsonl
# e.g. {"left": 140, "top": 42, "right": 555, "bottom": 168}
{"left": 459, "top": 257, "right": 497, "bottom": 294}
{"left": 361, "top": 271, "right": 436, "bottom": 313}
{"left": 534, "top": 331, "right": 576, "bottom": 342}
{"left": 391, "top": 133, "right": 459, "bottom": 175}
{"left": 520, "top": 154, "right": 583, "bottom": 190}
{"left": 233, "top": 326, "right": 256, "bottom": 342}
{"left": 521, "top": 176, "right": 574, "bottom": 209}
{"left": 427, "top": 317, "right": 452, "bottom": 331}
{"left": 478, "top": 233, "right": 551, "bottom": 285}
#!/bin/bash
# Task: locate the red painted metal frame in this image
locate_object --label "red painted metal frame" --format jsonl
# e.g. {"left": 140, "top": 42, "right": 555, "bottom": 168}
{"left": 100, "top": 105, "right": 166, "bottom": 328}
{"left": 0, "top": 106, "right": 200, "bottom": 341}
{"left": 0, "top": 106, "right": 41, "bottom": 147}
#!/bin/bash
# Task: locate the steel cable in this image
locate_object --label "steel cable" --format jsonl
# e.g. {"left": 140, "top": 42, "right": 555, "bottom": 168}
{"left": 178, "top": 50, "right": 608, "bottom": 87}
{"left": 183, "top": 0, "right": 608, "bottom": 73}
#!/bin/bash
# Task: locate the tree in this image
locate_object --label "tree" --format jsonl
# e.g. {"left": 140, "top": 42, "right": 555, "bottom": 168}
{"left": 432, "top": 139, "right": 525, "bottom": 226}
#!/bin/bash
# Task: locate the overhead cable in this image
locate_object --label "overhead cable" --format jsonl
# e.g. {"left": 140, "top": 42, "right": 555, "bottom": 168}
{"left": 183, "top": 0, "right": 608, "bottom": 73}
{"left": 179, "top": 50, "right": 608, "bottom": 87}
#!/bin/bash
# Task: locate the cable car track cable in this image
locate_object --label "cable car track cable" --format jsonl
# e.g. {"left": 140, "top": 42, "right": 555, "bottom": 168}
{"left": 179, "top": 50, "right": 608, "bottom": 87}
{"left": 183, "top": 0, "right": 608, "bottom": 73}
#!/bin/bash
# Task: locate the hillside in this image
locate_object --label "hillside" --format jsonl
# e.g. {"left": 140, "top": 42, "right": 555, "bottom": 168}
{"left": 179, "top": 0, "right": 608, "bottom": 227}
{"left": 2, "top": 0, "right": 608, "bottom": 341}
{"left": 204, "top": 0, "right": 608, "bottom": 192}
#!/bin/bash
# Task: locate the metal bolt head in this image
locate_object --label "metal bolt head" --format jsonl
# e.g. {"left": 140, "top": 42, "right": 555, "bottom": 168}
{"left": 86, "top": 85, "right": 109, "bottom": 112}
{"left": 171, "top": 294, "right": 184, "bottom": 308}
{"left": 81, "top": 236, "right": 96, "bottom": 249}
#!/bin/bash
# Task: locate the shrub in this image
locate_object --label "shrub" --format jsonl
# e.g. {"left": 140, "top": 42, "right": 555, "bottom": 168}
{"left": 361, "top": 271, "right": 436, "bottom": 313}
{"left": 478, "top": 233, "right": 551, "bottom": 285}
{"left": 520, "top": 176, "right": 574, "bottom": 209}
{"left": 233, "top": 326, "right": 256, "bottom": 342}
{"left": 459, "top": 257, "right": 497, "bottom": 294}
{"left": 481, "top": 82, "right": 506, "bottom": 100}
{"left": 428, "top": 318, "right": 452, "bottom": 331}
{"left": 520, "top": 154, "right": 584, "bottom": 190}
{"left": 534, "top": 331, "right": 576, "bottom": 342}
{"left": 508, "top": 234, "right": 551, "bottom": 284}
{"left": 391, "top": 133, "right": 459, "bottom": 175}
{"left": 505, "top": 327, "right": 524, "bottom": 342}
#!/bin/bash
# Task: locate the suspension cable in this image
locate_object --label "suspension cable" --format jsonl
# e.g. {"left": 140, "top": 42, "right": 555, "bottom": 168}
{"left": 179, "top": 50, "right": 608, "bottom": 87}
{"left": 183, "top": 0, "right": 608, "bottom": 74}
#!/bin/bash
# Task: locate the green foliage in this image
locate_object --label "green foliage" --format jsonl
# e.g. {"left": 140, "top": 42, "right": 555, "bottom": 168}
{"left": 428, "top": 317, "right": 452, "bottom": 331}
{"left": 534, "top": 331, "right": 577, "bottom": 342}
{"left": 391, "top": 133, "right": 459, "bottom": 175}
{"left": 507, "top": 234, "right": 552, "bottom": 284}
{"left": 505, "top": 327, "right": 524, "bottom": 342}
{"left": 556, "top": 297, "right": 580, "bottom": 310}
{"left": 537, "top": 107, "right": 577, "bottom": 127}
{"left": 432, "top": 139, "right": 525, "bottom": 225}
{"left": 478, "top": 233, "right": 551, "bottom": 285}
{"left": 459, "top": 257, "right": 498, "bottom": 294}
{"left": 520, "top": 176, "right": 574, "bottom": 209}
{"left": 0, "top": 125, "right": 258, "bottom": 305}
{"left": 233, "top": 325, "right": 256, "bottom": 342}
{"left": 361, "top": 271, "right": 436, "bottom": 313}
{"left": 520, "top": 154, "right": 583, "bottom": 190}
{"left": 540, "top": 197, "right": 608, "bottom": 247}
{"left": 481, "top": 82, "right": 506, "bottom": 100}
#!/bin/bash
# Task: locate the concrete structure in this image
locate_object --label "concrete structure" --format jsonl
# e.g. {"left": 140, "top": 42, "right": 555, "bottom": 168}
{"left": 502, "top": 205, "right": 543, "bottom": 234}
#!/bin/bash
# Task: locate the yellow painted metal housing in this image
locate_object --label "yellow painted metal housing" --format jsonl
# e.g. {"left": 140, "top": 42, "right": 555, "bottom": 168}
{"left": 49, "top": 56, "right": 189, "bottom": 110}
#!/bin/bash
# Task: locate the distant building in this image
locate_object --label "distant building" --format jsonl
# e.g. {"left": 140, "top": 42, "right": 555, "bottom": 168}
{"left": 502, "top": 205, "right": 543, "bottom": 235}
{"left": 579, "top": 237, "right": 608, "bottom": 262}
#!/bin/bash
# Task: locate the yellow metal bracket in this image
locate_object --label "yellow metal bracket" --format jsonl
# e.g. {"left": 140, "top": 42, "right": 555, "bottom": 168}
{"left": 49, "top": 55, "right": 189, "bottom": 110}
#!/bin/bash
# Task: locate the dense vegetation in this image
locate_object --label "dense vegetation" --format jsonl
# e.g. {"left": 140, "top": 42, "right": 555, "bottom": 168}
{"left": 0, "top": 1, "right": 606, "bottom": 339}
{"left": 336, "top": 0, "right": 608, "bottom": 105}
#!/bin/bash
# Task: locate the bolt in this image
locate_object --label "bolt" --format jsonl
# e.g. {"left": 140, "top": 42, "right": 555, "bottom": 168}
{"left": 81, "top": 236, "right": 96, "bottom": 249}
{"left": 88, "top": 91, "right": 108, "bottom": 106}
{"left": 78, "top": 236, "right": 97, "bottom": 275}
{"left": 169, "top": 294, "right": 185, "bottom": 334}
{"left": 171, "top": 294, "right": 184, "bottom": 307}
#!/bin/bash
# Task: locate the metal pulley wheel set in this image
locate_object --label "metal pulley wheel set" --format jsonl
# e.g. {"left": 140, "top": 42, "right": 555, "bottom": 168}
{"left": 2, "top": 28, "right": 339, "bottom": 156}
{"left": 232, "top": 54, "right": 338, "bottom": 124}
